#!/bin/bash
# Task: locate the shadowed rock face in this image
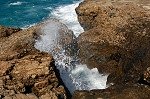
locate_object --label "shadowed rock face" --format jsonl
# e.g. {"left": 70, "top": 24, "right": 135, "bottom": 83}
{"left": 0, "top": 26, "right": 21, "bottom": 38}
{"left": 74, "top": 0, "right": 150, "bottom": 98}
{"left": 72, "top": 84, "right": 150, "bottom": 99}
{"left": 0, "top": 24, "right": 68, "bottom": 99}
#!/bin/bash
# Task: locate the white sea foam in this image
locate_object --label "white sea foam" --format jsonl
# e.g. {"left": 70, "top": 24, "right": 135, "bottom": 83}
{"left": 71, "top": 65, "right": 108, "bottom": 91}
{"left": 51, "top": 1, "right": 84, "bottom": 36}
{"left": 34, "top": 19, "right": 108, "bottom": 94}
{"left": 9, "top": 1, "right": 26, "bottom": 6}
{"left": 22, "top": 23, "right": 37, "bottom": 29}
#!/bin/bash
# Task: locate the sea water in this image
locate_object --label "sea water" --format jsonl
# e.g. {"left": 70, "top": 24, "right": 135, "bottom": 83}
{"left": 0, "top": 0, "right": 108, "bottom": 94}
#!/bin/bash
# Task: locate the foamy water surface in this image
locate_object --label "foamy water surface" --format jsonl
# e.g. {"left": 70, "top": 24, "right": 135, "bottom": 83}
{"left": 51, "top": 1, "right": 84, "bottom": 36}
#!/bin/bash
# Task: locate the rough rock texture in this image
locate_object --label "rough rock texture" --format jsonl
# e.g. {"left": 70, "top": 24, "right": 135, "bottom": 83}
{"left": 76, "top": 0, "right": 150, "bottom": 84}
{"left": 74, "top": 0, "right": 150, "bottom": 99}
{"left": 0, "top": 25, "right": 68, "bottom": 99}
{"left": 3, "top": 94, "right": 38, "bottom": 99}
{"left": 73, "top": 84, "right": 150, "bottom": 99}
{"left": 143, "top": 67, "right": 150, "bottom": 84}
{"left": 77, "top": 0, "right": 150, "bottom": 31}
{"left": 0, "top": 26, "right": 37, "bottom": 61}
{"left": 0, "top": 26, "right": 21, "bottom": 38}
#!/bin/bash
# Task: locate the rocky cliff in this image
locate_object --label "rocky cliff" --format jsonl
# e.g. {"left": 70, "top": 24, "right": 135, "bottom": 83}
{"left": 0, "top": 25, "right": 69, "bottom": 99}
{"left": 73, "top": 0, "right": 150, "bottom": 99}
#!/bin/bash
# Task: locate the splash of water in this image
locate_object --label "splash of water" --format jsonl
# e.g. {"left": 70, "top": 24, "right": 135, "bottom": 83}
{"left": 51, "top": 1, "right": 84, "bottom": 36}
{"left": 34, "top": 18, "right": 108, "bottom": 94}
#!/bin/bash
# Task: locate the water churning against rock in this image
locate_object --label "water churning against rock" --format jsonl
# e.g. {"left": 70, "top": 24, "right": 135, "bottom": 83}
{"left": 34, "top": 1, "right": 108, "bottom": 94}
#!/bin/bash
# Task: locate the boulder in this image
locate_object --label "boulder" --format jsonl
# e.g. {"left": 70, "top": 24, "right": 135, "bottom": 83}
{"left": 0, "top": 24, "right": 68, "bottom": 98}
{"left": 76, "top": 0, "right": 150, "bottom": 84}
{"left": 73, "top": 0, "right": 150, "bottom": 98}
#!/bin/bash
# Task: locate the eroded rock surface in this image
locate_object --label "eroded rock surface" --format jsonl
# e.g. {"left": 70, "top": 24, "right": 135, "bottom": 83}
{"left": 73, "top": 84, "right": 150, "bottom": 99}
{"left": 77, "top": 0, "right": 150, "bottom": 84}
{"left": 0, "top": 25, "right": 68, "bottom": 99}
{"left": 74, "top": 0, "right": 150, "bottom": 98}
{"left": 0, "top": 26, "right": 21, "bottom": 38}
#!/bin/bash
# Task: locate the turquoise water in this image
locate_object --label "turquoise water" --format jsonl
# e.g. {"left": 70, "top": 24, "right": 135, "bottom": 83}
{"left": 0, "top": 0, "right": 108, "bottom": 93}
{"left": 0, "top": 0, "right": 80, "bottom": 27}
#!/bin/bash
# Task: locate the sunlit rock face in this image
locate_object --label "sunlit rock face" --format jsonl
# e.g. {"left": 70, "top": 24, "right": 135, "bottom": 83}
{"left": 76, "top": 0, "right": 150, "bottom": 84}
{"left": 74, "top": 0, "right": 150, "bottom": 98}
{"left": 0, "top": 25, "right": 67, "bottom": 99}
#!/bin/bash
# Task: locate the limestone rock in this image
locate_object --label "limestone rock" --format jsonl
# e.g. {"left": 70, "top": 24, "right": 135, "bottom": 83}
{"left": 11, "top": 52, "right": 52, "bottom": 81}
{"left": 76, "top": 0, "right": 150, "bottom": 84}
{"left": 0, "top": 24, "right": 68, "bottom": 98}
{"left": 34, "top": 19, "right": 77, "bottom": 56}
{"left": 3, "top": 94, "right": 38, "bottom": 99}
{"left": 0, "top": 61, "right": 13, "bottom": 77}
{"left": 0, "top": 27, "right": 37, "bottom": 61}
{"left": 74, "top": 0, "right": 150, "bottom": 99}
{"left": 142, "top": 67, "right": 150, "bottom": 84}
{"left": 0, "top": 26, "right": 21, "bottom": 38}
{"left": 40, "top": 93, "right": 57, "bottom": 99}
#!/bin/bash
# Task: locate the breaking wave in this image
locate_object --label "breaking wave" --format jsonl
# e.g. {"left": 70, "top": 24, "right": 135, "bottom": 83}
{"left": 51, "top": 1, "right": 84, "bottom": 36}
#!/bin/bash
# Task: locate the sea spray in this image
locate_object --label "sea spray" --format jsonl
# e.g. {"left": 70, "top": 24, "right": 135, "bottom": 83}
{"left": 34, "top": 19, "right": 108, "bottom": 94}
{"left": 9, "top": 1, "right": 26, "bottom": 6}
{"left": 51, "top": 1, "right": 84, "bottom": 36}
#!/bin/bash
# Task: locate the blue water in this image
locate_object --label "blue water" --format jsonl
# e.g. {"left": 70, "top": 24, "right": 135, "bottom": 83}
{"left": 0, "top": 0, "right": 80, "bottom": 27}
{"left": 0, "top": 0, "right": 108, "bottom": 94}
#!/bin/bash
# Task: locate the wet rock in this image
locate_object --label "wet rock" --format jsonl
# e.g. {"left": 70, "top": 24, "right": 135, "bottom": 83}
{"left": 34, "top": 19, "right": 77, "bottom": 57}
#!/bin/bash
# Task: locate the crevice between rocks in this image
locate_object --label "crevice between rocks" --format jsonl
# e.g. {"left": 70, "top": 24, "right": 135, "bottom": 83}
{"left": 51, "top": 59, "right": 72, "bottom": 99}
{"left": 138, "top": 75, "right": 150, "bottom": 86}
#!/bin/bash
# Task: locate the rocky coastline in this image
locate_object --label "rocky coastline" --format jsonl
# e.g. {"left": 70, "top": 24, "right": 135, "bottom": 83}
{"left": 0, "top": 0, "right": 150, "bottom": 99}
{"left": 73, "top": 0, "right": 150, "bottom": 99}
{"left": 0, "top": 25, "right": 70, "bottom": 99}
